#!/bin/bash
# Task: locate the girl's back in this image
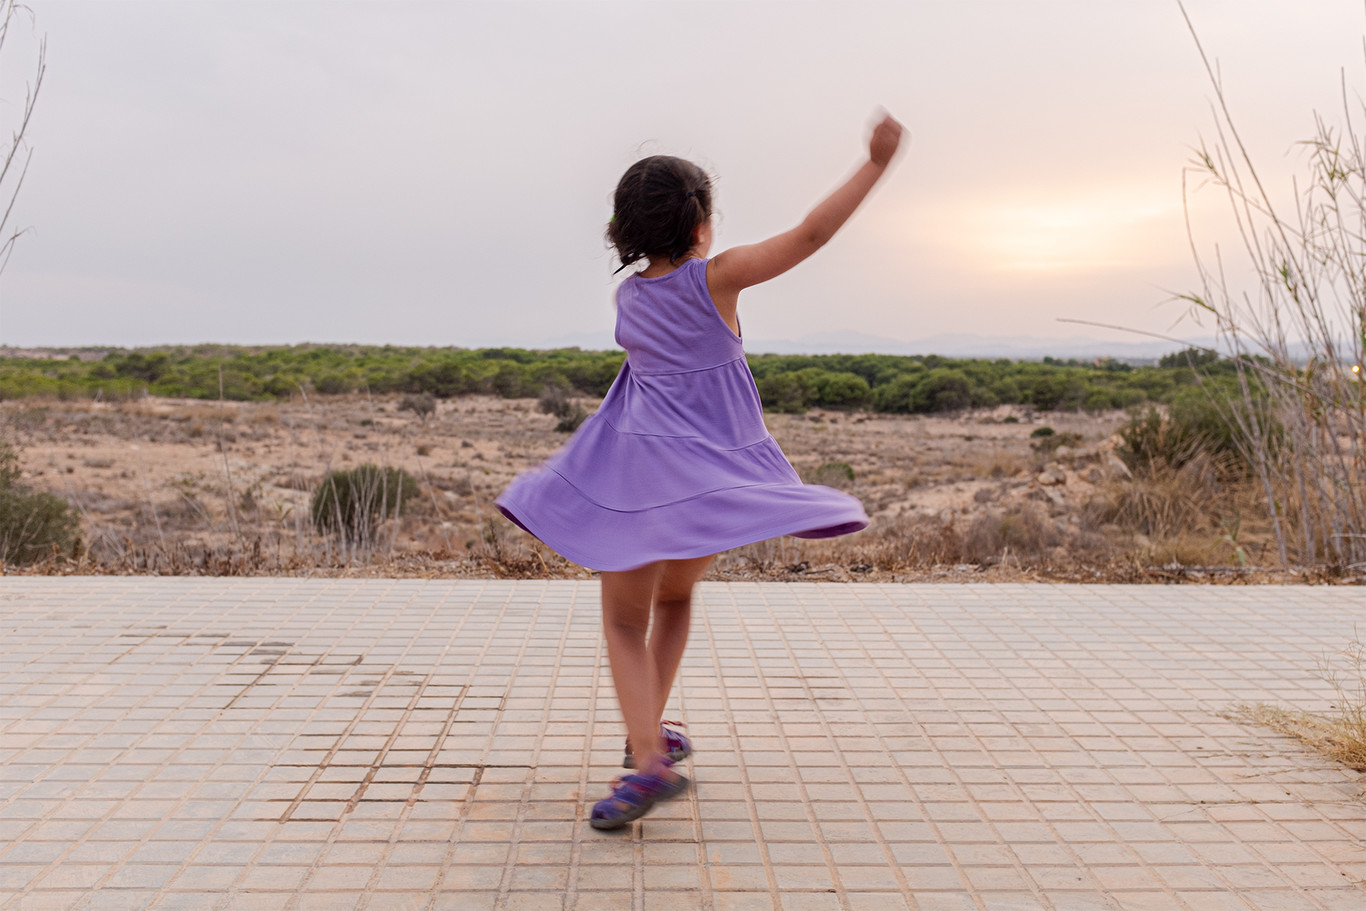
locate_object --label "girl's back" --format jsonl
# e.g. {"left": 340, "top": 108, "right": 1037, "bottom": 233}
{"left": 615, "top": 257, "right": 740, "bottom": 374}
{"left": 606, "top": 257, "right": 768, "bottom": 450}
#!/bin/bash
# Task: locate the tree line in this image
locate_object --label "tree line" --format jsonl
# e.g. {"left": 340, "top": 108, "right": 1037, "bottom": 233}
{"left": 0, "top": 344, "right": 1230, "bottom": 414}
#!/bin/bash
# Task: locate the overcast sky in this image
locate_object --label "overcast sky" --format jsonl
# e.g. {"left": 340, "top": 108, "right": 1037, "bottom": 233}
{"left": 0, "top": 1, "right": 1361, "bottom": 352}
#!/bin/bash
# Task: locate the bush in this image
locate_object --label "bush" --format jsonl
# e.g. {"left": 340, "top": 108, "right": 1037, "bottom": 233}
{"left": 538, "top": 384, "right": 573, "bottom": 419}
{"left": 539, "top": 384, "right": 587, "bottom": 433}
{"left": 555, "top": 410, "right": 588, "bottom": 433}
{"left": 912, "top": 368, "right": 973, "bottom": 412}
{"left": 1116, "top": 392, "right": 1256, "bottom": 477}
{"left": 310, "top": 464, "right": 419, "bottom": 540}
{"left": 812, "top": 372, "right": 873, "bottom": 409}
{"left": 312, "top": 372, "right": 355, "bottom": 395}
{"left": 0, "top": 443, "right": 81, "bottom": 565}
{"left": 757, "top": 371, "right": 820, "bottom": 413}
{"left": 399, "top": 392, "right": 436, "bottom": 421}
{"left": 1116, "top": 408, "right": 1193, "bottom": 473}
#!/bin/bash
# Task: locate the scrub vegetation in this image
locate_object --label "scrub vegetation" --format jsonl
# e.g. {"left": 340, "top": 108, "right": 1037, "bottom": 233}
{"left": 1, "top": 343, "right": 1228, "bottom": 414}
{"left": 0, "top": 376, "right": 1351, "bottom": 582}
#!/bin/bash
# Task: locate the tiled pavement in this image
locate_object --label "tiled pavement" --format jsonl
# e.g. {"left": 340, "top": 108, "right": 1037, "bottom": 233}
{"left": 1, "top": 579, "right": 1365, "bottom": 911}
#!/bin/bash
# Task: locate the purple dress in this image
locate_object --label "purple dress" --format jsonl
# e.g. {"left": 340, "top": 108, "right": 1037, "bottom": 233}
{"left": 495, "top": 257, "right": 868, "bottom": 571}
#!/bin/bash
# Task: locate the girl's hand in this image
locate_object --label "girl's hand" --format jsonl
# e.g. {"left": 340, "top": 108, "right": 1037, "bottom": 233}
{"left": 869, "top": 113, "right": 903, "bottom": 167}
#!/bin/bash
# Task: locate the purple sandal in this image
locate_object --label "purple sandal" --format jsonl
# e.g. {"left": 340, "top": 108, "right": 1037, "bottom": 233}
{"left": 623, "top": 720, "right": 692, "bottom": 769}
{"left": 589, "top": 762, "right": 689, "bottom": 830}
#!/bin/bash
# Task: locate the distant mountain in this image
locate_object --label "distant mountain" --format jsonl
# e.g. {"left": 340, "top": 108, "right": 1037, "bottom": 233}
{"left": 542, "top": 330, "right": 621, "bottom": 351}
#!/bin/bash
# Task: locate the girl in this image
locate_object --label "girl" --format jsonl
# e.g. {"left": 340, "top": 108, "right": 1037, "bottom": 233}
{"left": 497, "top": 112, "right": 904, "bottom": 829}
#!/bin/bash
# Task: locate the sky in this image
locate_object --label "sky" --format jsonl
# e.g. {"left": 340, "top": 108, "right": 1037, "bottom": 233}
{"left": 0, "top": 1, "right": 1362, "bottom": 354}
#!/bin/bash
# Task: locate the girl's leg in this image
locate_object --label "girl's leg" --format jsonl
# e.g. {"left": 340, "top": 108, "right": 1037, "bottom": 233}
{"left": 600, "top": 562, "right": 671, "bottom": 775}
{"left": 647, "top": 555, "right": 714, "bottom": 722}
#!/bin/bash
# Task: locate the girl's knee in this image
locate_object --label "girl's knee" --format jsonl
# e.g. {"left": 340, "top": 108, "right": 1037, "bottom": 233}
{"left": 654, "top": 593, "right": 693, "bottom": 615}
{"left": 656, "top": 555, "right": 713, "bottom": 601}
{"left": 602, "top": 609, "right": 653, "bottom": 646}
{"left": 654, "top": 577, "right": 698, "bottom": 610}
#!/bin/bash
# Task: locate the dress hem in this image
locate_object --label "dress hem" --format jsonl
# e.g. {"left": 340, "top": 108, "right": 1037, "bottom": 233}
{"left": 496, "top": 480, "right": 868, "bottom": 573}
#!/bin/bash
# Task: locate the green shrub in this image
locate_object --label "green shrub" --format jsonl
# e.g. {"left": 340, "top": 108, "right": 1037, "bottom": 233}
{"left": 312, "top": 372, "right": 355, "bottom": 395}
{"left": 1117, "top": 390, "right": 1259, "bottom": 476}
{"left": 757, "top": 371, "right": 820, "bottom": 413}
{"left": 1117, "top": 408, "right": 1177, "bottom": 471}
{"left": 872, "top": 373, "right": 921, "bottom": 413}
{"left": 912, "top": 368, "right": 973, "bottom": 412}
{"left": 310, "top": 465, "right": 419, "bottom": 539}
{"left": 821, "top": 373, "right": 871, "bottom": 408}
{"left": 1167, "top": 387, "right": 1251, "bottom": 464}
{"left": 0, "top": 443, "right": 81, "bottom": 565}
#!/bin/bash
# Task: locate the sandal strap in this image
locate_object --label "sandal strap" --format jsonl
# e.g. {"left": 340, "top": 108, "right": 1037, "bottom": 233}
{"left": 597, "top": 771, "right": 682, "bottom": 811}
{"left": 662, "top": 726, "right": 689, "bottom": 752}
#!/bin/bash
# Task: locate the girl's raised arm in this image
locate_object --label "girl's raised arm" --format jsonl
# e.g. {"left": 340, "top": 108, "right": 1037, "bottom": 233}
{"left": 707, "top": 113, "right": 903, "bottom": 311}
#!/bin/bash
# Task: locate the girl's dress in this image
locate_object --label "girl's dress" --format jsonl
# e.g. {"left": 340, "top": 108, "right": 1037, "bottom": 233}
{"left": 495, "top": 257, "right": 868, "bottom": 571}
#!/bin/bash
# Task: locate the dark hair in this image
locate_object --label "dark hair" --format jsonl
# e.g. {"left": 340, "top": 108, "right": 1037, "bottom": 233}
{"left": 607, "top": 155, "right": 713, "bottom": 270}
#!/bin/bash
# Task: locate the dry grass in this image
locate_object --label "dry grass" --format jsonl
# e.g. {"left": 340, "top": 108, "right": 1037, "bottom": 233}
{"left": 1232, "top": 639, "right": 1366, "bottom": 773}
{"left": 1092, "top": 456, "right": 1222, "bottom": 539}
{"left": 1235, "top": 704, "right": 1366, "bottom": 772}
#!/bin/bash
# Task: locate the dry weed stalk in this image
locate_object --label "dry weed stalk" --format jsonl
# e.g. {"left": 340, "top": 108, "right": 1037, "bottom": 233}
{"left": 0, "top": 0, "right": 43, "bottom": 280}
{"left": 1180, "top": 3, "right": 1366, "bottom": 567}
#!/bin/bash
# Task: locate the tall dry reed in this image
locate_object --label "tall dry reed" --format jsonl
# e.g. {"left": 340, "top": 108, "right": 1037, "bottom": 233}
{"left": 1179, "top": 3, "right": 1366, "bottom": 568}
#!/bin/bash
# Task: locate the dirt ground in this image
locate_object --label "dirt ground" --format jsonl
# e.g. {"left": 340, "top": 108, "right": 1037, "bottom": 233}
{"left": 0, "top": 393, "right": 1321, "bottom": 583}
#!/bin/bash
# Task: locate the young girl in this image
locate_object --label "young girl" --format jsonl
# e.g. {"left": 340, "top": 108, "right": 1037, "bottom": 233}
{"left": 497, "top": 112, "right": 904, "bottom": 829}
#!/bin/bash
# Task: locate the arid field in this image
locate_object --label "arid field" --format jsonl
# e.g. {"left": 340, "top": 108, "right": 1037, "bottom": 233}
{"left": 0, "top": 392, "right": 1304, "bottom": 582}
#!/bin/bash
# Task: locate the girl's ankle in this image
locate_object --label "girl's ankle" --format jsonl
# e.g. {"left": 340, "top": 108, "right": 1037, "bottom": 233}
{"left": 639, "top": 755, "right": 675, "bottom": 779}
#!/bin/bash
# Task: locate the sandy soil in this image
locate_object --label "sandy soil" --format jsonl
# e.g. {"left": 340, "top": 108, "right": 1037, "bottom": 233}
{"left": 1, "top": 394, "right": 1305, "bottom": 582}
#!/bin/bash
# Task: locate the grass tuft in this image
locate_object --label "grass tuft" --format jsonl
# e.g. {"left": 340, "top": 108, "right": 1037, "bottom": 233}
{"left": 1234, "top": 638, "right": 1366, "bottom": 772}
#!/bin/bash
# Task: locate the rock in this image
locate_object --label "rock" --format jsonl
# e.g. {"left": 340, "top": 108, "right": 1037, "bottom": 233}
{"left": 1106, "top": 455, "right": 1132, "bottom": 479}
{"left": 800, "top": 563, "right": 852, "bottom": 581}
{"left": 1085, "top": 467, "right": 1104, "bottom": 484}
{"left": 1038, "top": 466, "right": 1067, "bottom": 486}
{"left": 1054, "top": 445, "right": 1073, "bottom": 460}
